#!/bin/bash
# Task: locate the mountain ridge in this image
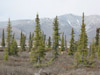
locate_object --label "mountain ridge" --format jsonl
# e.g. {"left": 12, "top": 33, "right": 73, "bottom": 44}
{"left": 0, "top": 14, "right": 100, "bottom": 42}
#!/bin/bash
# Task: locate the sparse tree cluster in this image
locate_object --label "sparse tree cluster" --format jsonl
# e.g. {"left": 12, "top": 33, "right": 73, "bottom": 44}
{"left": 20, "top": 32, "right": 26, "bottom": 51}
{"left": 2, "top": 12, "right": 100, "bottom": 68}
{"left": 10, "top": 34, "right": 18, "bottom": 56}
{"left": 4, "top": 19, "right": 18, "bottom": 61}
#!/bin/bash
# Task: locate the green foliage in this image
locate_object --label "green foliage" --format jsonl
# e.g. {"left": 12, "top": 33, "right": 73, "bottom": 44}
{"left": 47, "top": 36, "right": 51, "bottom": 48}
{"left": 4, "top": 19, "right": 18, "bottom": 59}
{"left": 74, "top": 51, "right": 81, "bottom": 66}
{"left": 30, "top": 14, "right": 45, "bottom": 65}
{"left": 28, "top": 32, "right": 32, "bottom": 52}
{"left": 46, "top": 58, "right": 54, "bottom": 65}
{"left": 74, "top": 47, "right": 94, "bottom": 67}
{"left": 61, "top": 33, "right": 65, "bottom": 51}
{"left": 97, "top": 38, "right": 100, "bottom": 59}
{"left": 43, "top": 33, "right": 46, "bottom": 47}
{"left": 90, "top": 39, "right": 96, "bottom": 60}
{"left": 4, "top": 51, "right": 8, "bottom": 61}
{"left": 52, "top": 16, "right": 60, "bottom": 59}
{"left": 31, "top": 32, "right": 34, "bottom": 46}
{"left": 64, "top": 35, "right": 67, "bottom": 50}
{"left": 6, "top": 18, "right": 12, "bottom": 55}
{"left": 74, "top": 13, "right": 88, "bottom": 67}
{"left": 95, "top": 29, "right": 99, "bottom": 46}
{"left": 74, "top": 41, "right": 79, "bottom": 52}
{"left": 10, "top": 34, "right": 18, "bottom": 56}
{"left": 1, "top": 29, "right": 5, "bottom": 47}
{"left": 79, "top": 13, "right": 88, "bottom": 50}
{"left": 20, "top": 31, "right": 23, "bottom": 47}
{"left": 20, "top": 32, "right": 26, "bottom": 51}
{"left": 68, "top": 28, "right": 75, "bottom": 55}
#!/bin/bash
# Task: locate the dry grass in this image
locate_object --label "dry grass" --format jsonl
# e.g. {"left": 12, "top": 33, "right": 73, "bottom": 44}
{"left": 0, "top": 65, "right": 34, "bottom": 75}
{"left": 0, "top": 51, "right": 100, "bottom": 75}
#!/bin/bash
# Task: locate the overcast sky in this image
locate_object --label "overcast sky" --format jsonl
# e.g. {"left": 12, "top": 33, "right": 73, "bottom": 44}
{"left": 0, "top": 0, "right": 100, "bottom": 21}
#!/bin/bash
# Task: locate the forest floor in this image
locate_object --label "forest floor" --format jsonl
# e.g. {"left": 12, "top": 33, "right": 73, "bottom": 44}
{"left": 0, "top": 50, "right": 100, "bottom": 75}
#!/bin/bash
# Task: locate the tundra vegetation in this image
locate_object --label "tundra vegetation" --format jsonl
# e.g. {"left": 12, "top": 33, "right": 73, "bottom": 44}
{"left": 0, "top": 13, "right": 100, "bottom": 75}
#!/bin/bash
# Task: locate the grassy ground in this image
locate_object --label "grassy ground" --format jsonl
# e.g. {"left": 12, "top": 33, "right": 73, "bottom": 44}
{"left": 0, "top": 50, "right": 100, "bottom": 75}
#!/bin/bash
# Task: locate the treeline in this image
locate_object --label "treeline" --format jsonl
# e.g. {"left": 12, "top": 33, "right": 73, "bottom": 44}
{"left": 1, "top": 13, "right": 100, "bottom": 67}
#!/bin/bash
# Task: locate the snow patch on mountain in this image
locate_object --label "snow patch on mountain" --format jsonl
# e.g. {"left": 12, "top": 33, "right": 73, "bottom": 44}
{"left": 67, "top": 20, "right": 71, "bottom": 25}
{"left": 77, "top": 19, "right": 80, "bottom": 24}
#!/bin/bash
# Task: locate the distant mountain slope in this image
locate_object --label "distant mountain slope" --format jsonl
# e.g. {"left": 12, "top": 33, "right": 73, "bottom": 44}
{"left": 0, "top": 14, "right": 100, "bottom": 42}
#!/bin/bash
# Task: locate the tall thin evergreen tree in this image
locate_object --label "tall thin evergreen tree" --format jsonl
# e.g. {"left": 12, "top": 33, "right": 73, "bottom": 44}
{"left": 22, "top": 34, "right": 26, "bottom": 51}
{"left": 90, "top": 39, "right": 95, "bottom": 59}
{"left": 68, "top": 28, "right": 75, "bottom": 55}
{"left": 28, "top": 32, "right": 32, "bottom": 51}
{"left": 30, "top": 14, "right": 45, "bottom": 65}
{"left": 1, "top": 29, "right": 5, "bottom": 47}
{"left": 52, "top": 16, "right": 60, "bottom": 59}
{"left": 95, "top": 29, "right": 99, "bottom": 46}
{"left": 65, "top": 35, "right": 67, "bottom": 50}
{"left": 10, "top": 34, "right": 18, "bottom": 56}
{"left": 20, "top": 31, "right": 23, "bottom": 47}
{"left": 31, "top": 32, "right": 34, "bottom": 46}
{"left": 97, "top": 38, "right": 100, "bottom": 59}
{"left": 43, "top": 33, "right": 46, "bottom": 47}
{"left": 74, "top": 13, "right": 88, "bottom": 66}
{"left": 6, "top": 18, "right": 12, "bottom": 55}
{"left": 61, "top": 33, "right": 65, "bottom": 51}
{"left": 95, "top": 29, "right": 100, "bottom": 52}
{"left": 20, "top": 32, "right": 26, "bottom": 51}
{"left": 4, "top": 18, "right": 12, "bottom": 61}
{"left": 47, "top": 36, "right": 51, "bottom": 48}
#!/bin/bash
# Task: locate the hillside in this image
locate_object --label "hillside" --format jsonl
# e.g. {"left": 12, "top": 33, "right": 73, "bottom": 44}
{"left": 0, "top": 14, "right": 100, "bottom": 42}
